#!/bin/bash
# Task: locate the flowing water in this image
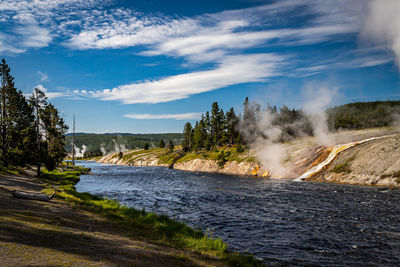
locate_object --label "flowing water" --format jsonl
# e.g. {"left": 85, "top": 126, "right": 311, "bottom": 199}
{"left": 76, "top": 161, "right": 400, "bottom": 266}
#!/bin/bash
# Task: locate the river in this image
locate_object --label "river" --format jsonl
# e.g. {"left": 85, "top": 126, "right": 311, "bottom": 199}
{"left": 76, "top": 161, "right": 400, "bottom": 266}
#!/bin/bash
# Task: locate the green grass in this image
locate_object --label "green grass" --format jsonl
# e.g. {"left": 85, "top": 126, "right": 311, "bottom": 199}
{"left": 330, "top": 156, "right": 355, "bottom": 174}
{"left": 39, "top": 167, "right": 263, "bottom": 266}
{"left": 173, "top": 146, "right": 254, "bottom": 164}
{"left": 119, "top": 145, "right": 255, "bottom": 166}
{"left": 158, "top": 151, "right": 181, "bottom": 164}
{"left": 0, "top": 165, "right": 26, "bottom": 175}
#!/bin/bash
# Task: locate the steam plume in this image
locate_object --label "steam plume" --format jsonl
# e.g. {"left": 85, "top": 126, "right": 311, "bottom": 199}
{"left": 362, "top": 0, "right": 400, "bottom": 67}
{"left": 302, "top": 85, "right": 337, "bottom": 146}
{"left": 239, "top": 85, "right": 338, "bottom": 177}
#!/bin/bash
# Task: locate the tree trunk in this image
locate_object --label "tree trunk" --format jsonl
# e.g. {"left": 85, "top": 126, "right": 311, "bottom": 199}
{"left": 12, "top": 190, "right": 55, "bottom": 202}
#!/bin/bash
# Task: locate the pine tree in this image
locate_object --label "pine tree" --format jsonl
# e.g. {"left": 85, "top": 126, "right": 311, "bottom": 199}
{"left": 0, "top": 58, "right": 13, "bottom": 166}
{"left": 167, "top": 139, "right": 174, "bottom": 153}
{"left": 182, "top": 122, "right": 193, "bottom": 152}
{"left": 144, "top": 143, "right": 149, "bottom": 150}
{"left": 242, "top": 97, "right": 257, "bottom": 144}
{"left": 211, "top": 102, "right": 223, "bottom": 146}
{"left": 192, "top": 122, "right": 202, "bottom": 152}
{"left": 41, "top": 103, "right": 68, "bottom": 170}
{"left": 29, "top": 88, "right": 48, "bottom": 176}
{"left": 236, "top": 134, "right": 244, "bottom": 153}
{"left": 159, "top": 139, "right": 165, "bottom": 148}
{"left": 226, "top": 107, "right": 238, "bottom": 144}
{"left": 9, "top": 90, "right": 36, "bottom": 165}
{"left": 0, "top": 58, "right": 35, "bottom": 166}
{"left": 204, "top": 111, "right": 211, "bottom": 137}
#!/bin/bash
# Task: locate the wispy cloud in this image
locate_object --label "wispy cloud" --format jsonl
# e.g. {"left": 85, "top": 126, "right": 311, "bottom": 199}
{"left": 34, "top": 84, "right": 68, "bottom": 100}
{"left": 0, "top": 14, "right": 52, "bottom": 53}
{"left": 58, "top": 0, "right": 381, "bottom": 104}
{"left": 87, "top": 54, "right": 284, "bottom": 104}
{"left": 37, "top": 71, "right": 49, "bottom": 82}
{"left": 0, "top": 0, "right": 107, "bottom": 53}
{"left": 65, "top": 1, "right": 364, "bottom": 62}
{"left": 65, "top": 9, "right": 198, "bottom": 50}
{"left": 124, "top": 112, "right": 201, "bottom": 120}
{"left": 295, "top": 48, "right": 393, "bottom": 77}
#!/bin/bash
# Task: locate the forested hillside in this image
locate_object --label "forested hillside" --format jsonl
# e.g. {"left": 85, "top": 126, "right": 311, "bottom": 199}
{"left": 65, "top": 133, "right": 183, "bottom": 157}
{"left": 327, "top": 101, "right": 400, "bottom": 129}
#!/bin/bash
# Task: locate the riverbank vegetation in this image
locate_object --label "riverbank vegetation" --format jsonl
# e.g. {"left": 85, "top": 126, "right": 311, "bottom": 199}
{"left": 40, "top": 166, "right": 262, "bottom": 266}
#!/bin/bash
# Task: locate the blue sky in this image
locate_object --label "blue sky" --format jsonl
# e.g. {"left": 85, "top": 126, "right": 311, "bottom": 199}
{"left": 1, "top": 0, "right": 400, "bottom": 133}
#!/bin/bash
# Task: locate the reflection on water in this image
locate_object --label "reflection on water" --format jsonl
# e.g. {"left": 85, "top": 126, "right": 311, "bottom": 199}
{"left": 76, "top": 161, "right": 400, "bottom": 266}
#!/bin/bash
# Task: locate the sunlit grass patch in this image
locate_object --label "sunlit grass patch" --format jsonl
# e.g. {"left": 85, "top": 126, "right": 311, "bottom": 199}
{"left": 330, "top": 156, "right": 355, "bottom": 174}
{"left": 0, "top": 165, "right": 26, "bottom": 175}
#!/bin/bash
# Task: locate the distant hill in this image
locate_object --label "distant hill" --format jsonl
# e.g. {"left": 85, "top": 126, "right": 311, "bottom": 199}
{"left": 327, "top": 100, "right": 400, "bottom": 130}
{"left": 65, "top": 133, "right": 183, "bottom": 156}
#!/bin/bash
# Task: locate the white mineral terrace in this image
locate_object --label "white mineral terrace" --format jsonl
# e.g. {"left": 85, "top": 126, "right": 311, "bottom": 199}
{"left": 295, "top": 134, "right": 398, "bottom": 181}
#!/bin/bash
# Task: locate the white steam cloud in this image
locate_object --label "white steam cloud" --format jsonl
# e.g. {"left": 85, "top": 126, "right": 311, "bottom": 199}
{"left": 112, "top": 139, "right": 127, "bottom": 153}
{"left": 100, "top": 145, "right": 107, "bottom": 155}
{"left": 73, "top": 144, "right": 88, "bottom": 158}
{"left": 362, "top": 0, "right": 400, "bottom": 67}
{"left": 302, "top": 85, "right": 337, "bottom": 146}
{"left": 240, "top": 85, "right": 338, "bottom": 178}
{"left": 252, "top": 111, "right": 290, "bottom": 178}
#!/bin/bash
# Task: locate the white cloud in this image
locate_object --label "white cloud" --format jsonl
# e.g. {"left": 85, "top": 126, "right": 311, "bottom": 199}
{"left": 65, "top": 10, "right": 198, "bottom": 50}
{"left": 0, "top": 0, "right": 107, "bottom": 53}
{"left": 35, "top": 84, "right": 68, "bottom": 99}
{"left": 295, "top": 49, "right": 393, "bottom": 77}
{"left": 0, "top": 34, "right": 25, "bottom": 53}
{"left": 65, "top": 1, "right": 364, "bottom": 61}
{"left": 124, "top": 113, "right": 201, "bottom": 120}
{"left": 0, "top": 12, "right": 51, "bottom": 53}
{"left": 2, "top": 0, "right": 394, "bottom": 106}
{"left": 88, "top": 54, "right": 284, "bottom": 104}
{"left": 362, "top": 0, "right": 400, "bottom": 67}
{"left": 37, "top": 71, "right": 49, "bottom": 82}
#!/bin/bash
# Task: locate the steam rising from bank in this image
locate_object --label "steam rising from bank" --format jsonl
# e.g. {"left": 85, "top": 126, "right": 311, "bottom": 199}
{"left": 238, "top": 86, "right": 338, "bottom": 177}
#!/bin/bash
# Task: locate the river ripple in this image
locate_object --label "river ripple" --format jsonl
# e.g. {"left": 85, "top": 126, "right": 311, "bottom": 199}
{"left": 76, "top": 161, "right": 400, "bottom": 266}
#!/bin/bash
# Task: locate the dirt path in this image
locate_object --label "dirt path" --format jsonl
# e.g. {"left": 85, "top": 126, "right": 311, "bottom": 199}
{"left": 0, "top": 173, "right": 224, "bottom": 266}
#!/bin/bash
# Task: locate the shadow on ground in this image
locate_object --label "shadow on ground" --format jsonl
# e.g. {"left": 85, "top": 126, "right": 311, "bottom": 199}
{"left": 0, "top": 174, "right": 219, "bottom": 266}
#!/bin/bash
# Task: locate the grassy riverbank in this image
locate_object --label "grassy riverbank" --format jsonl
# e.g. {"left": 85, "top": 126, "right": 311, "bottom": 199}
{"left": 39, "top": 165, "right": 262, "bottom": 266}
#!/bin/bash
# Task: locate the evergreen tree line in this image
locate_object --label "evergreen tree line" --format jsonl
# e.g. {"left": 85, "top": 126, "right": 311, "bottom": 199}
{"left": 181, "top": 101, "right": 242, "bottom": 152}
{"left": 182, "top": 98, "right": 400, "bottom": 151}
{"left": 327, "top": 101, "right": 400, "bottom": 129}
{"left": 182, "top": 97, "right": 313, "bottom": 151}
{"left": 157, "top": 139, "right": 175, "bottom": 152}
{"left": 0, "top": 59, "right": 67, "bottom": 175}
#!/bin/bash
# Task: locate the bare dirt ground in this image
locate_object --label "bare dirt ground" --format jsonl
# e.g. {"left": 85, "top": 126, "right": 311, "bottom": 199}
{"left": 0, "top": 173, "right": 224, "bottom": 266}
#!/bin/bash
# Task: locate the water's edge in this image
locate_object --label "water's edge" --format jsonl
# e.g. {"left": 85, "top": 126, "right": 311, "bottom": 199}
{"left": 76, "top": 161, "right": 400, "bottom": 266}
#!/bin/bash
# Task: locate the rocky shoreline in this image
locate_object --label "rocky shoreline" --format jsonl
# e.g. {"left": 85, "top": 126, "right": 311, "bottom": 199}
{"left": 98, "top": 152, "right": 268, "bottom": 177}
